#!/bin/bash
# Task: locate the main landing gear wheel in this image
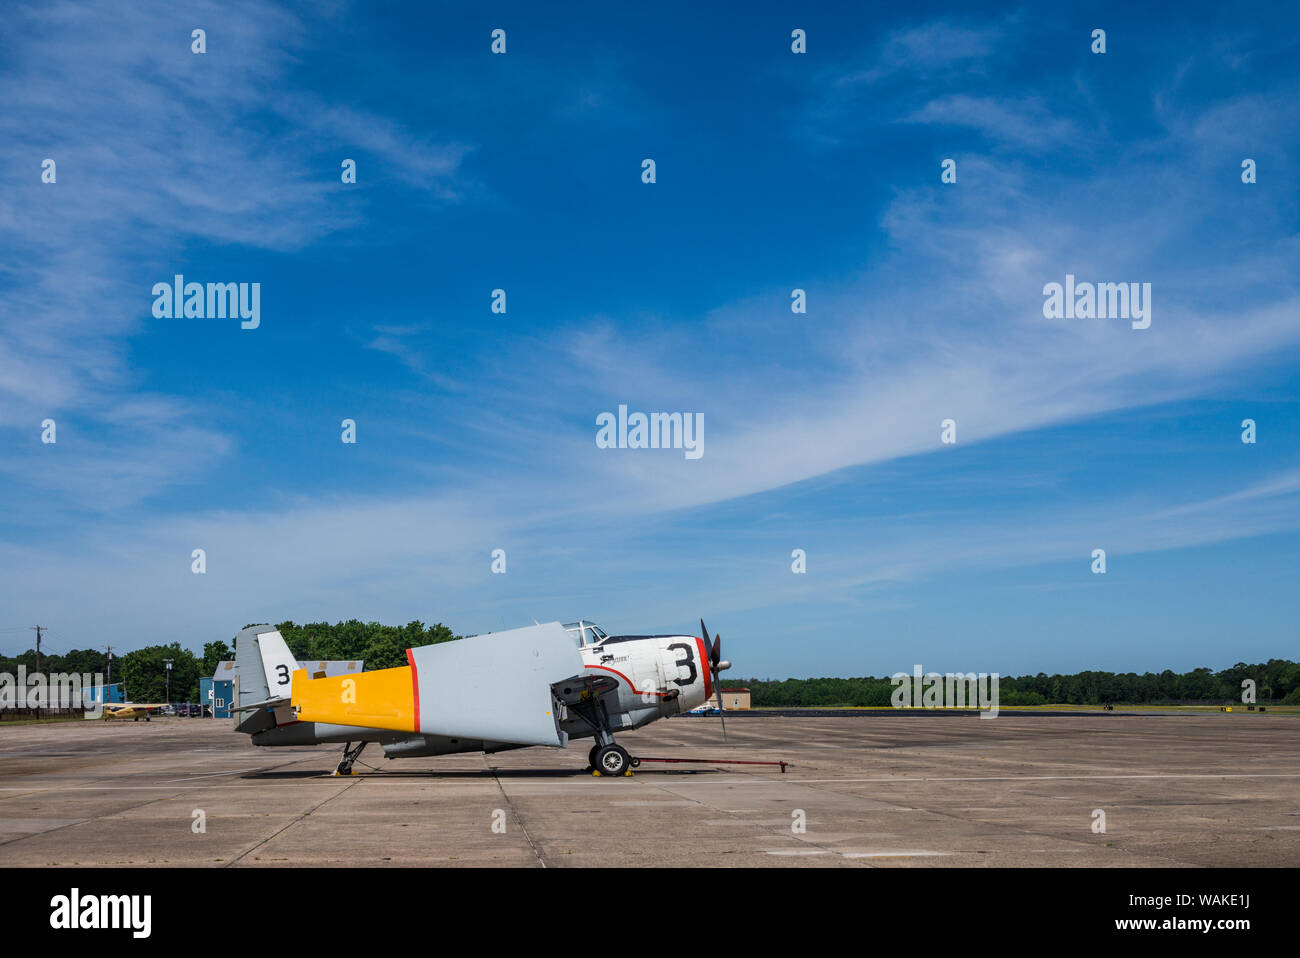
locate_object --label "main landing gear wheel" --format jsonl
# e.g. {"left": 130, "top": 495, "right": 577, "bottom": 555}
{"left": 588, "top": 744, "right": 600, "bottom": 768}
{"left": 335, "top": 741, "right": 368, "bottom": 776}
{"left": 595, "top": 744, "right": 631, "bottom": 776}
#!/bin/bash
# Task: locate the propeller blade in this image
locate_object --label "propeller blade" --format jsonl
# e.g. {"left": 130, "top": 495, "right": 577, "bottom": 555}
{"left": 702, "top": 618, "right": 726, "bottom": 742}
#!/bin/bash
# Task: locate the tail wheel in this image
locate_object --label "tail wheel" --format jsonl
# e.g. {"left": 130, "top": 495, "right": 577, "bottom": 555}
{"left": 596, "top": 744, "right": 631, "bottom": 776}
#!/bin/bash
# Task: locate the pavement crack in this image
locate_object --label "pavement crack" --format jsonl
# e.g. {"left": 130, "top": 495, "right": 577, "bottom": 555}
{"left": 485, "top": 757, "right": 547, "bottom": 868}
{"left": 223, "top": 776, "right": 360, "bottom": 867}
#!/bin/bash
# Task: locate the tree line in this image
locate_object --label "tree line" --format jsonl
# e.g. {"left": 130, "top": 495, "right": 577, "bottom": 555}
{"left": 4, "top": 631, "right": 1294, "bottom": 707}
{"left": 722, "top": 659, "right": 1300, "bottom": 707}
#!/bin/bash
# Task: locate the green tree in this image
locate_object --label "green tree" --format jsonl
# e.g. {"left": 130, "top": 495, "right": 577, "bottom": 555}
{"left": 271, "top": 619, "right": 460, "bottom": 669}
{"left": 59, "top": 648, "right": 111, "bottom": 679}
{"left": 120, "top": 643, "right": 200, "bottom": 702}
{"left": 202, "top": 640, "right": 232, "bottom": 676}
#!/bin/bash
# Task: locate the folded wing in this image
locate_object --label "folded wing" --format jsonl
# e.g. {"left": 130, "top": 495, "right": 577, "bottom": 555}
{"left": 291, "top": 622, "right": 584, "bottom": 748}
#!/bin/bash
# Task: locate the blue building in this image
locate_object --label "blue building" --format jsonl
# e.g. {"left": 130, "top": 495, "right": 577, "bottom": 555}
{"left": 213, "top": 678, "right": 234, "bottom": 718}
{"left": 84, "top": 683, "right": 124, "bottom": 705}
{"left": 200, "top": 675, "right": 234, "bottom": 718}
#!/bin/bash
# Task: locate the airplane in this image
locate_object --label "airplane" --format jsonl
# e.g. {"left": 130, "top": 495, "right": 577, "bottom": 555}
{"left": 101, "top": 702, "right": 168, "bottom": 721}
{"left": 230, "top": 618, "right": 732, "bottom": 776}
{"left": 686, "top": 702, "right": 722, "bottom": 715}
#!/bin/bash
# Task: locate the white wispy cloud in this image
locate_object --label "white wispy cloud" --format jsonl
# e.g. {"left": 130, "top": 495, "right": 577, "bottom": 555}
{"left": 837, "top": 18, "right": 1014, "bottom": 86}
{"left": 0, "top": 0, "right": 472, "bottom": 506}
{"left": 903, "top": 94, "right": 1082, "bottom": 151}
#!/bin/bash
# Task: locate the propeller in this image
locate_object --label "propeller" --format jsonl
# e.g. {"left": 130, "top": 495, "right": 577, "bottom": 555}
{"left": 701, "top": 619, "right": 729, "bottom": 743}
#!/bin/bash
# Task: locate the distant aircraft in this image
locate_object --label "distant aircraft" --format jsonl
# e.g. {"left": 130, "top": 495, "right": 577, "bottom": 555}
{"left": 101, "top": 702, "right": 167, "bottom": 721}
{"left": 231, "top": 619, "right": 732, "bottom": 776}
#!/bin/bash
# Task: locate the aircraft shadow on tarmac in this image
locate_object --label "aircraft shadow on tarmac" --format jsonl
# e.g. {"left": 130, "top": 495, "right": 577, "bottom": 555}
{"left": 241, "top": 767, "right": 713, "bottom": 780}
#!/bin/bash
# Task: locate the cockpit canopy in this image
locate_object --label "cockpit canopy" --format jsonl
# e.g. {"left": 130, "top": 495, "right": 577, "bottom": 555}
{"left": 563, "top": 621, "right": 608, "bottom": 648}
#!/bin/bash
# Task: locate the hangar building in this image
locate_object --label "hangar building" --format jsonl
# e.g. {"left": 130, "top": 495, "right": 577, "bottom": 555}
{"left": 720, "top": 687, "right": 752, "bottom": 710}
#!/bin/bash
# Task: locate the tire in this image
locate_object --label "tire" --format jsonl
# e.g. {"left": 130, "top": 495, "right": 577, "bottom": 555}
{"left": 587, "top": 744, "right": 600, "bottom": 767}
{"left": 596, "top": 744, "right": 630, "bottom": 776}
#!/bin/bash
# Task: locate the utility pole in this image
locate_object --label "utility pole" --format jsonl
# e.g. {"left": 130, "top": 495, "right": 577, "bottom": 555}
{"left": 101, "top": 646, "right": 113, "bottom": 697}
{"left": 164, "top": 658, "right": 174, "bottom": 705}
{"left": 29, "top": 626, "right": 43, "bottom": 719}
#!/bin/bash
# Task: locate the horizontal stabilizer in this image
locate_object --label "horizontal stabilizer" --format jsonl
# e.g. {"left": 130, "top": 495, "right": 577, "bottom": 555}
{"left": 231, "top": 697, "right": 289, "bottom": 713}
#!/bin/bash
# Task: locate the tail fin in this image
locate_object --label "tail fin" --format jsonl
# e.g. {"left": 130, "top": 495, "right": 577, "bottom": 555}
{"left": 234, "top": 624, "right": 297, "bottom": 701}
{"left": 233, "top": 624, "right": 297, "bottom": 733}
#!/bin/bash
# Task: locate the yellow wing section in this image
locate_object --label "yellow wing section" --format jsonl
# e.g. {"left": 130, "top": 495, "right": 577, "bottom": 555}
{"left": 289, "top": 667, "right": 418, "bottom": 733}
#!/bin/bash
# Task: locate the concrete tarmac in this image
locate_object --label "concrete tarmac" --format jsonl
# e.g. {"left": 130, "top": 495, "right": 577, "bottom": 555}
{"left": 0, "top": 713, "right": 1296, "bottom": 867}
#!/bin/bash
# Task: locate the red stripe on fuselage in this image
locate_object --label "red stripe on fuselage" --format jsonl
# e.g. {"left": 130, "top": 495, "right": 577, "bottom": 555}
{"left": 585, "top": 664, "right": 668, "bottom": 697}
{"left": 407, "top": 648, "right": 421, "bottom": 732}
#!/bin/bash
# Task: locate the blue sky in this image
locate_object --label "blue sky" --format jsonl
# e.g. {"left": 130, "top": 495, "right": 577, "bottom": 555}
{"left": 2, "top": 1, "right": 1298, "bottom": 677}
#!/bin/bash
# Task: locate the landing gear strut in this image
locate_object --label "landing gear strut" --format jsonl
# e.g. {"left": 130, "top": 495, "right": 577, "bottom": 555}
{"left": 336, "top": 741, "right": 367, "bottom": 776}
{"left": 568, "top": 678, "right": 634, "bottom": 776}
